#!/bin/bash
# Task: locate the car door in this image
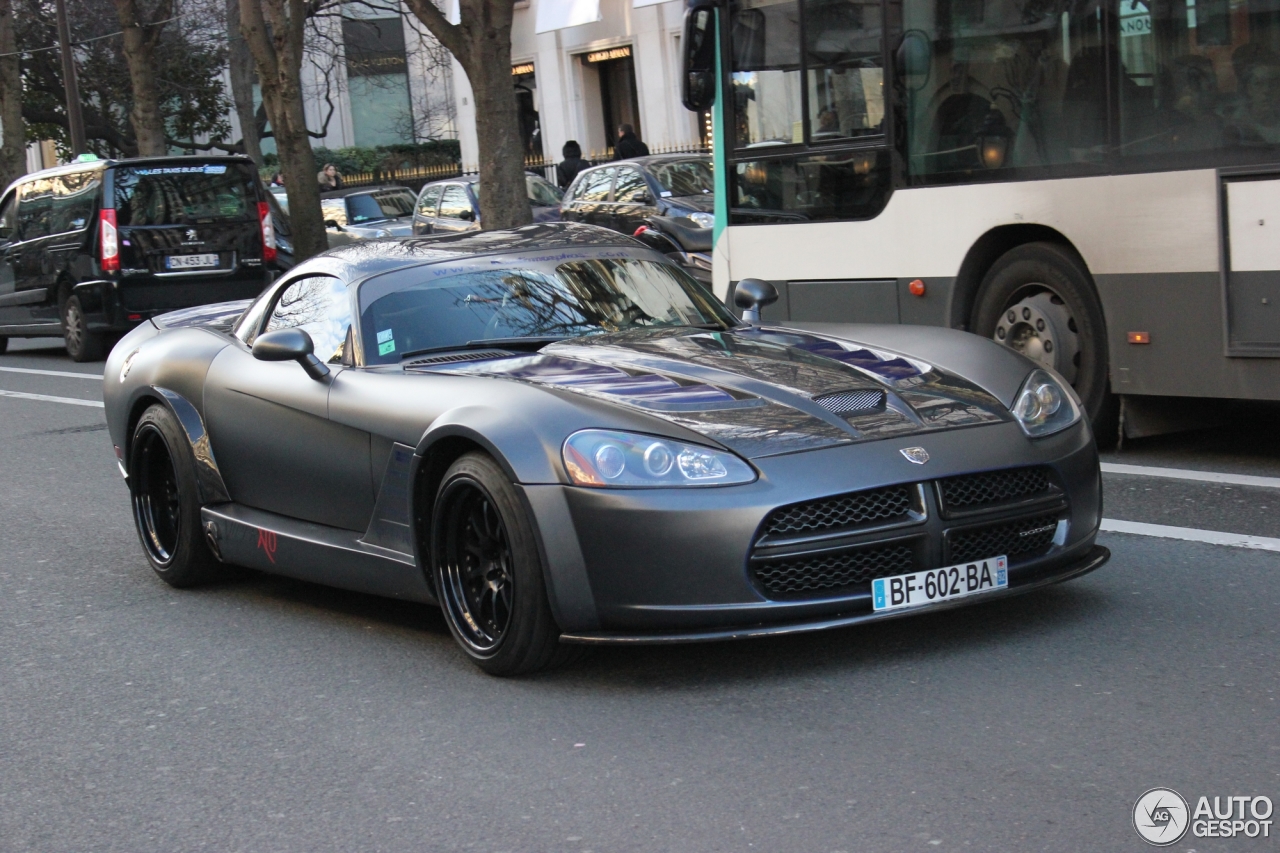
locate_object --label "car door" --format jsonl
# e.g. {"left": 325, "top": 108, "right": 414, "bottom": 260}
{"left": 610, "top": 166, "right": 655, "bottom": 235}
{"left": 569, "top": 167, "right": 615, "bottom": 229}
{"left": 435, "top": 184, "right": 477, "bottom": 233}
{"left": 0, "top": 191, "right": 19, "bottom": 327}
{"left": 413, "top": 185, "right": 442, "bottom": 235}
{"left": 4, "top": 178, "right": 56, "bottom": 329}
{"left": 203, "top": 274, "right": 376, "bottom": 531}
{"left": 35, "top": 170, "right": 98, "bottom": 324}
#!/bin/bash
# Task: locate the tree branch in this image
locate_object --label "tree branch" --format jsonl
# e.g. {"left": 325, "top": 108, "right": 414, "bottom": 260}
{"left": 402, "top": 0, "right": 466, "bottom": 61}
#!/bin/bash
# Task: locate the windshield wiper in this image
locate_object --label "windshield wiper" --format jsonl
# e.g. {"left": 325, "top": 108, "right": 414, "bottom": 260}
{"left": 400, "top": 336, "right": 566, "bottom": 359}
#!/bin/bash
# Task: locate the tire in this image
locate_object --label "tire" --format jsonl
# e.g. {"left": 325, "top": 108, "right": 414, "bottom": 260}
{"left": 63, "top": 294, "right": 106, "bottom": 362}
{"left": 129, "top": 404, "right": 226, "bottom": 587}
{"left": 431, "top": 452, "right": 581, "bottom": 676}
{"left": 971, "top": 242, "right": 1119, "bottom": 444}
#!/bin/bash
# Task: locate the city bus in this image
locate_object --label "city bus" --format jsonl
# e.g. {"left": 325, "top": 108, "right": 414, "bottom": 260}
{"left": 680, "top": 0, "right": 1280, "bottom": 440}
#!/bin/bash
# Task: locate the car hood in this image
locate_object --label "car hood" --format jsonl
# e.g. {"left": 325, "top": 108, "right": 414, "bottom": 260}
{"left": 421, "top": 326, "right": 1010, "bottom": 459}
{"left": 661, "top": 193, "right": 714, "bottom": 214}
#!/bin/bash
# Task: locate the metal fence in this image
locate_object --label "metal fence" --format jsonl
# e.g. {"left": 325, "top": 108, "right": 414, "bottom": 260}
{"left": 342, "top": 141, "right": 710, "bottom": 193}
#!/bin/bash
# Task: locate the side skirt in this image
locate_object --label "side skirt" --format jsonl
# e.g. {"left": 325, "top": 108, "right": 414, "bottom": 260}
{"left": 201, "top": 503, "right": 437, "bottom": 605}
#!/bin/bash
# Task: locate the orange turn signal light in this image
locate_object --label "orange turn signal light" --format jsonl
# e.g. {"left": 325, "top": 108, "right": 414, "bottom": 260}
{"left": 1127, "top": 331, "right": 1150, "bottom": 344}
{"left": 908, "top": 279, "right": 926, "bottom": 297}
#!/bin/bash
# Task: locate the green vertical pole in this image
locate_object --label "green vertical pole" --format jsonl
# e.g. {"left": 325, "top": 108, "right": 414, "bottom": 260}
{"left": 711, "top": 9, "right": 728, "bottom": 247}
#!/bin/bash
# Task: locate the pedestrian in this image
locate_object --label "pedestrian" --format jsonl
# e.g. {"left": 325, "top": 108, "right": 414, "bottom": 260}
{"left": 612, "top": 123, "right": 649, "bottom": 160}
{"left": 269, "top": 172, "right": 285, "bottom": 187}
{"left": 557, "top": 140, "right": 589, "bottom": 189}
{"left": 317, "top": 163, "right": 343, "bottom": 191}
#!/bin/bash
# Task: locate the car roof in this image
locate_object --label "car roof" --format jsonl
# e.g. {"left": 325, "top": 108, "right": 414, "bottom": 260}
{"left": 578, "top": 154, "right": 710, "bottom": 174}
{"left": 2, "top": 154, "right": 257, "bottom": 197}
{"left": 421, "top": 172, "right": 554, "bottom": 190}
{"left": 320, "top": 185, "right": 414, "bottom": 200}
{"left": 298, "top": 222, "right": 643, "bottom": 282}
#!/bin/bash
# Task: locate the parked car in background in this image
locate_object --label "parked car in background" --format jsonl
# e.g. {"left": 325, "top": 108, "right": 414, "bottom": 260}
{"left": 0, "top": 155, "right": 275, "bottom": 361}
{"left": 560, "top": 155, "right": 713, "bottom": 236}
{"left": 268, "top": 185, "right": 289, "bottom": 214}
{"left": 321, "top": 186, "right": 417, "bottom": 248}
{"left": 634, "top": 214, "right": 712, "bottom": 287}
{"left": 262, "top": 190, "right": 294, "bottom": 273}
{"left": 411, "top": 173, "right": 563, "bottom": 235}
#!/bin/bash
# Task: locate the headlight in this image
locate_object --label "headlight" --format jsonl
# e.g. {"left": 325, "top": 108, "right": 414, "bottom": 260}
{"left": 1011, "top": 369, "right": 1082, "bottom": 437}
{"left": 563, "top": 429, "right": 756, "bottom": 487}
{"left": 372, "top": 229, "right": 391, "bottom": 238}
{"left": 686, "top": 212, "right": 715, "bottom": 229}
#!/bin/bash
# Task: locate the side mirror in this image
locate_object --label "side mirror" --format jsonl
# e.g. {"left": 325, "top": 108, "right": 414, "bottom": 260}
{"left": 460, "top": 209, "right": 474, "bottom": 221}
{"left": 252, "top": 327, "right": 330, "bottom": 380}
{"left": 637, "top": 192, "right": 654, "bottom": 205}
{"left": 896, "top": 30, "right": 933, "bottom": 92}
{"left": 733, "top": 278, "right": 779, "bottom": 324}
{"left": 681, "top": 5, "right": 717, "bottom": 111}
{"left": 325, "top": 219, "right": 344, "bottom": 231}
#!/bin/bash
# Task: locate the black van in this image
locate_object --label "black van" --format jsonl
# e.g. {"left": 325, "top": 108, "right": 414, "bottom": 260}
{"left": 0, "top": 155, "right": 276, "bottom": 361}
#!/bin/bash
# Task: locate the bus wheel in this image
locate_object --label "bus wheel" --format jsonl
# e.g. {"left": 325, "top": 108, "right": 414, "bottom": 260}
{"left": 972, "top": 242, "right": 1118, "bottom": 444}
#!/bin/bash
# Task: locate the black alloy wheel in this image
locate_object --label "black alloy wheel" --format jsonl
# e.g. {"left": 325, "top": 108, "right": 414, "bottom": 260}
{"left": 63, "top": 294, "right": 106, "bottom": 362}
{"left": 431, "top": 452, "right": 582, "bottom": 675}
{"left": 131, "top": 422, "right": 183, "bottom": 566}
{"left": 436, "top": 479, "right": 515, "bottom": 652}
{"left": 128, "top": 404, "right": 225, "bottom": 587}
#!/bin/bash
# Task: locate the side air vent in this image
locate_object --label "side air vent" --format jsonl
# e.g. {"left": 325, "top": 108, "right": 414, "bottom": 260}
{"left": 814, "top": 389, "right": 887, "bottom": 416}
{"left": 405, "top": 350, "right": 513, "bottom": 367}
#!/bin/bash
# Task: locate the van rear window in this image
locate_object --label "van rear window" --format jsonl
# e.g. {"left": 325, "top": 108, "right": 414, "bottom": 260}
{"left": 113, "top": 163, "right": 257, "bottom": 226}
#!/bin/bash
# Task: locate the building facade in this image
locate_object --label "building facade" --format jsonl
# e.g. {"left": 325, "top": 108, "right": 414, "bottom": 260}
{"left": 452, "top": 0, "right": 703, "bottom": 165}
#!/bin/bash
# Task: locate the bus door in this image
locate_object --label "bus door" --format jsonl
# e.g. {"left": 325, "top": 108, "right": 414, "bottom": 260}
{"left": 1222, "top": 173, "right": 1280, "bottom": 354}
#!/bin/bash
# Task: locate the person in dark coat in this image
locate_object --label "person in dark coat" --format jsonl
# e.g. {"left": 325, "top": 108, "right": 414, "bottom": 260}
{"left": 556, "top": 140, "right": 589, "bottom": 189}
{"left": 613, "top": 124, "right": 650, "bottom": 160}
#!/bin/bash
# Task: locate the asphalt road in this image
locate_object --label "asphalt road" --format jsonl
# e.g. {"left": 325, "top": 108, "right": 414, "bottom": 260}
{"left": 1, "top": 337, "right": 1277, "bottom": 853}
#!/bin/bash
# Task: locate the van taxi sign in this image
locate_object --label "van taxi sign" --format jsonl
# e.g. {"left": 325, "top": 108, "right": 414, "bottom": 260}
{"left": 585, "top": 46, "right": 631, "bottom": 63}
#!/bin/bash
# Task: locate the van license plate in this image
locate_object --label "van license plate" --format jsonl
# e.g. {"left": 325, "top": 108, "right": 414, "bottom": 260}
{"left": 166, "top": 253, "right": 219, "bottom": 270}
{"left": 872, "top": 556, "right": 1008, "bottom": 612}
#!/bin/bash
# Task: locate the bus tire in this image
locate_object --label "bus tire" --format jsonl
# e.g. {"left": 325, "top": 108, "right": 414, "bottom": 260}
{"left": 971, "top": 242, "right": 1119, "bottom": 445}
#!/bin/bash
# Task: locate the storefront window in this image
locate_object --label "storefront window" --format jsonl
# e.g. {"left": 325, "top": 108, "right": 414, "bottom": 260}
{"left": 344, "top": 16, "right": 412, "bottom": 147}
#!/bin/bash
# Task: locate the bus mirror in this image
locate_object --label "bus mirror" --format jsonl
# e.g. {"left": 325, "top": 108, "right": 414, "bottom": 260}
{"left": 896, "top": 30, "right": 932, "bottom": 92}
{"left": 682, "top": 5, "right": 717, "bottom": 111}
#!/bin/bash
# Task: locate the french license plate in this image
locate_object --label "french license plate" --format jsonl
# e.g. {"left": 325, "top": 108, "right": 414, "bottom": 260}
{"left": 872, "top": 555, "right": 1008, "bottom": 612}
{"left": 166, "top": 253, "right": 219, "bottom": 270}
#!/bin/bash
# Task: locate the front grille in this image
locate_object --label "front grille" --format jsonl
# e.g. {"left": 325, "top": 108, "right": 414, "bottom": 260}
{"left": 753, "top": 543, "right": 914, "bottom": 598}
{"left": 948, "top": 513, "right": 1060, "bottom": 565}
{"left": 814, "top": 389, "right": 886, "bottom": 416}
{"left": 764, "top": 484, "right": 914, "bottom": 537}
{"left": 938, "top": 466, "right": 1051, "bottom": 511}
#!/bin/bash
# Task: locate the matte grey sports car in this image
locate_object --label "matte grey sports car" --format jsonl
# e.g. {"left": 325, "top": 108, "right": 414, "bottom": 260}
{"left": 103, "top": 222, "right": 1108, "bottom": 675}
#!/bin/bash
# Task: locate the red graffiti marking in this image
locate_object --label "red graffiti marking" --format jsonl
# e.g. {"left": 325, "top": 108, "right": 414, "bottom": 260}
{"left": 257, "top": 529, "right": 277, "bottom": 564}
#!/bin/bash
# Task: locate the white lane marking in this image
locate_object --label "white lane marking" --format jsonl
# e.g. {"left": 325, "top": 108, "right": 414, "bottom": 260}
{"left": 0, "top": 389, "right": 104, "bottom": 408}
{"left": 1102, "top": 462, "right": 1280, "bottom": 490}
{"left": 0, "top": 365, "right": 103, "bottom": 380}
{"left": 1101, "top": 518, "right": 1280, "bottom": 553}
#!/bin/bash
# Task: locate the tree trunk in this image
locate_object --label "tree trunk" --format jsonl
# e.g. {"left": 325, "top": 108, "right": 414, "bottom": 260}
{"left": 225, "top": 0, "right": 262, "bottom": 166}
{"left": 239, "top": 0, "right": 326, "bottom": 260}
{"left": 0, "top": 0, "right": 25, "bottom": 188}
{"left": 403, "top": 0, "right": 530, "bottom": 231}
{"left": 115, "top": 0, "right": 172, "bottom": 157}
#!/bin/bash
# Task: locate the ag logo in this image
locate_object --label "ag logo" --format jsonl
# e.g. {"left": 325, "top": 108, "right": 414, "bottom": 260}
{"left": 900, "top": 446, "right": 929, "bottom": 464}
{"left": 185, "top": 228, "right": 198, "bottom": 242}
{"left": 1133, "top": 788, "right": 1190, "bottom": 846}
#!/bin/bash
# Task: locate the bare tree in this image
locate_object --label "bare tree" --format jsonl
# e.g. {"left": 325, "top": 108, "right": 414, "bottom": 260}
{"left": 0, "top": 0, "right": 24, "bottom": 188}
{"left": 114, "top": 0, "right": 174, "bottom": 156}
{"left": 225, "top": 0, "right": 262, "bottom": 165}
{"left": 239, "top": 0, "right": 328, "bottom": 260}
{"left": 401, "top": 0, "right": 529, "bottom": 230}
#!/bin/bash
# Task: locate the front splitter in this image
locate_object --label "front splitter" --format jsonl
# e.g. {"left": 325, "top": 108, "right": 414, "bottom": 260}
{"left": 558, "top": 545, "right": 1110, "bottom": 645}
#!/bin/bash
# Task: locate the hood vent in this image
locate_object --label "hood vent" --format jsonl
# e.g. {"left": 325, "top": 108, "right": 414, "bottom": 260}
{"left": 405, "top": 350, "right": 513, "bottom": 367}
{"left": 814, "top": 389, "right": 886, "bottom": 416}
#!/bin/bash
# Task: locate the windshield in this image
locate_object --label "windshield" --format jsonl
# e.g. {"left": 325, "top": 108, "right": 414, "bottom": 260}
{"left": 113, "top": 162, "right": 258, "bottom": 226}
{"left": 360, "top": 257, "right": 735, "bottom": 364}
{"left": 649, "top": 160, "right": 713, "bottom": 196}
{"left": 526, "top": 175, "right": 563, "bottom": 206}
{"left": 347, "top": 190, "right": 415, "bottom": 224}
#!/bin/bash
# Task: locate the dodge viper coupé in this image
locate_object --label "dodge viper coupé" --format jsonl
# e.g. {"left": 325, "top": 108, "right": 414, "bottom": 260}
{"left": 104, "top": 222, "right": 1108, "bottom": 674}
